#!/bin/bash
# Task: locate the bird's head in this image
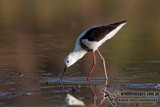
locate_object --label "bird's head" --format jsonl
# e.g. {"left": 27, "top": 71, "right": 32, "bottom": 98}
{"left": 59, "top": 52, "right": 78, "bottom": 82}
{"left": 64, "top": 53, "right": 78, "bottom": 68}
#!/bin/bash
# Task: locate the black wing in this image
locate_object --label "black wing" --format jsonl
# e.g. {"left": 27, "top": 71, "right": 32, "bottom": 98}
{"left": 81, "top": 20, "right": 126, "bottom": 42}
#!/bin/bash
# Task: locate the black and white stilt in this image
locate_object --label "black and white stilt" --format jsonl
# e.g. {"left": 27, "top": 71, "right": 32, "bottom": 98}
{"left": 60, "top": 20, "right": 127, "bottom": 83}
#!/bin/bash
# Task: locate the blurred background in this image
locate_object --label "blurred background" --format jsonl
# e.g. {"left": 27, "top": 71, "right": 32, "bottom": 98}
{"left": 0, "top": 0, "right": 160, "bottom": 106}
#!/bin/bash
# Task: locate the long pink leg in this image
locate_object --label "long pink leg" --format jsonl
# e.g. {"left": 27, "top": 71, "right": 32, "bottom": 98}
{"left": 87, "top": 51, "right": 96, "bottom": 80}
{"left": 96, "top": 50, "right": 108, "bottom": 81}
{"left": 97, "top": 50, "right": 108, "bottom": 105}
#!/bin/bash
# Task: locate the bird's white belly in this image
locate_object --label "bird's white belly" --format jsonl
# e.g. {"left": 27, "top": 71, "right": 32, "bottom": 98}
{"left": 82, "top": 30, "right": 117, "bottom": 51}
{"left": 82, "top": 39, "right": 103, "bottom": 51}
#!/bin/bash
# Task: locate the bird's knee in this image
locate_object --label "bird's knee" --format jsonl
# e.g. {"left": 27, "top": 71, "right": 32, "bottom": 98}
{"left": 101, "top": 58, "right": 105, "bottom": 63}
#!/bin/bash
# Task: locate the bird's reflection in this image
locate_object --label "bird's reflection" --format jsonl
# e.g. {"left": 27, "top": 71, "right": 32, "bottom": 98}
{"left": 61, "top": 78, "right": 109, "bottom": 106}
{"left": 64, "top": 80, "right": 108, "bottom": 106}
{"left": 88, "top": 79, "right": 108, "bottom": 106}
{"left": 88, "top": 80, "right": 97, "bottom": 105}
{"left": 100, "top": 79, "right": 108, "bottom": 105}
{"left": 65, "top": 93, "right": 85, "bottom": 106}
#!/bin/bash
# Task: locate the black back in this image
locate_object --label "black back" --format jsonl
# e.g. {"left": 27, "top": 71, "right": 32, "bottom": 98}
{"left": 81, "top": 20, "right": 126, "bottom": 41}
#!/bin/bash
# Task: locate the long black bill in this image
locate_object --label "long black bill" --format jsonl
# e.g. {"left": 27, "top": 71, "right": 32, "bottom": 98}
{"left": 59, "top": 66, "right": 67, "bottom": 82}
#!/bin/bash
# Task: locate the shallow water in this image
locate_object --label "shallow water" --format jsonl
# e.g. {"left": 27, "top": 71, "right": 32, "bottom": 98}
{"left": 0, "top": 0, "right": 160, "bottom": 106}
{"left": 0, "top": 60, "right": 160, "bottom": 106}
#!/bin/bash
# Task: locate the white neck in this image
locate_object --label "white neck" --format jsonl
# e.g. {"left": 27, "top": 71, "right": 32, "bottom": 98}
{"left": 71, "top": 50, "right": 87, "bottom": 61}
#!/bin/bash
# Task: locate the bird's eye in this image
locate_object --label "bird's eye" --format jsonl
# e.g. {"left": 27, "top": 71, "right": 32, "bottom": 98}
{"left": 67, "top": 61, "right": 69, "bottom": 63}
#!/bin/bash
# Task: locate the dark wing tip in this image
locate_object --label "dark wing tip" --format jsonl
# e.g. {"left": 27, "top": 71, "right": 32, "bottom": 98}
{"left": 121, "top": 20, "right": 127, "bottom": 23}
{"left": 121, "top": 20, "right": 127, "bottom": 24}
{"left": 104, "top": 20, "right": 127, "bottom": 28}
{"left": 110, "top": 20, "right": 127, "bottom": 25}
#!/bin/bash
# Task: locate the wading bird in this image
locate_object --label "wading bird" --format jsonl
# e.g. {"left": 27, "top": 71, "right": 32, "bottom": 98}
{"left": 60, "top": 20, "right": 127, "bottom": 82}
